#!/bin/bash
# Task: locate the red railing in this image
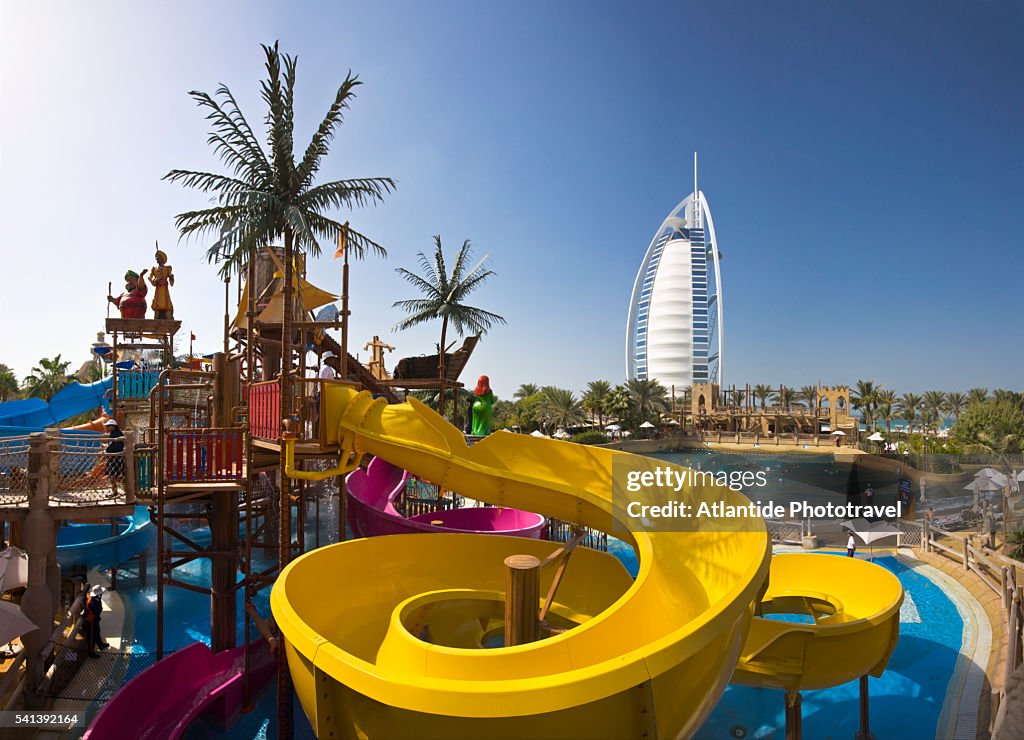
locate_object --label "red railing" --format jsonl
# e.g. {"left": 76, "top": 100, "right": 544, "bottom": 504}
{"left": 248, "top": 381, "right": 281, "bottom": 439}
{"left": 164, "top": 429, "right": 243, "bottom": 483}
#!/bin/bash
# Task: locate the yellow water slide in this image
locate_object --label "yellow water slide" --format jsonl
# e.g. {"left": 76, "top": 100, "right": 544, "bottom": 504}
{"left": 270, "top": 386, "right": 901, "bottom": 739}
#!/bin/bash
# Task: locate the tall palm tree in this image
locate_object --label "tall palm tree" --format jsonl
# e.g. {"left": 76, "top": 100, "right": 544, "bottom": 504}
{"left": 514, "top": 383, "right": 540, "bottom": 400}
{"left": 607, "top": 385, "right": 631, "bottom": 424}
{"left": 967, "top": 388, "right": 990, "bottom": 407}
{"left": 393, "top": 236, "right": 506, "bottom": 416}
{"left": 898, "top": 393, "right": 922, "bottom": 435}
{"left": 752, "top": 384, "right": 773, "bottom": 409}
{"left": 22, "top": 355, "right": 73, "bottom": 401}
{"left": 625, "top": 378, "right": 669, "bottom": 425}
{"left": 0, "top": 365, "right": 19, "bottom": 402}
{"left": 582, "top": 380, "right": 612, "bottom": 428}
{"left": 922, "top": 391, "right": 947, "bottom": 431}
{"left": 852, "top": 380, "right": 881, "bottom": 431}
{"left": 166, "top": 42, "right": 395, "bottom": 395}
{"left": 945, "top": 391, "right": 968, "bottom": 421}
{"left": 876, "top": 390, "right": 897, "bottom": 434}
{"left": 541, "top": 387, "right": 586, "bottom": 430}
{"left": 993, "top": 389, "right": 1018, "bottom": 405}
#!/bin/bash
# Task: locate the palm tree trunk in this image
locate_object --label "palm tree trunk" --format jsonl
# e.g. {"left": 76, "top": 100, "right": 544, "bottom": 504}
{"left": 437, "top": 316, "right": 448, "bottom": 420}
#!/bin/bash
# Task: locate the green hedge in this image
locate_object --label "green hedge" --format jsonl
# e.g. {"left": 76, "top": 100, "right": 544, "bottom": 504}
{"left": 570, "top": 430, "right": 609, "bottom": 445}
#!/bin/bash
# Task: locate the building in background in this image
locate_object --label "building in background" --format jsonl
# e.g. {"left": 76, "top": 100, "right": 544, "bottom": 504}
{"left": 625, "top": 154, "right": 724, "bottom": 394}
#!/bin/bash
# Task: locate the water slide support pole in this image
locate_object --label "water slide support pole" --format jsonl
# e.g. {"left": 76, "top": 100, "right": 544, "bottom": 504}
{"left": 504, "top": 554, "right": 541, "bottom": 646}
{"left": 22, "top": 433, "right": 55, "bottom": 708}
{"left": 856, "top": 675, "right": 872, "bottom": 740}
{"left": 784, "top": 690, "right": 802, "bottom": 740}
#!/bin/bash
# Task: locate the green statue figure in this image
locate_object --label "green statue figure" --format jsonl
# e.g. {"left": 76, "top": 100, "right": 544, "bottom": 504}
{"left": 471, "top": 375, "right": 495, "bottom": 436}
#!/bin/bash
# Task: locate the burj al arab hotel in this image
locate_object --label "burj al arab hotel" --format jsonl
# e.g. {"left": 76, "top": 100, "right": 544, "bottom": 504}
{"left": 625, "top": 154, "right": 724, "bottom": 391}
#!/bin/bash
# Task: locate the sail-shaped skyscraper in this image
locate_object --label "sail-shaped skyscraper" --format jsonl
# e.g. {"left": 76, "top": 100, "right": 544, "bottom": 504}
{"left": 625, "top": 154, "right": 724, "bottom": 391}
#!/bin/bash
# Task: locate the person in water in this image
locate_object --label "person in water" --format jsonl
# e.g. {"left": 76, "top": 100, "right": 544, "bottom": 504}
{"left": 108, "top": 269, "right": 149, "bottom": 319}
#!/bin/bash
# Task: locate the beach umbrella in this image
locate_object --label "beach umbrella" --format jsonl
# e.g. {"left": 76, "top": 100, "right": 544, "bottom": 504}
{"left": 0, "top": 601, "right": 37, "bottom": 646}
{"left": 667, "top": 419, "right": 680, "bottom": 425}
{"left": 0, "top": 547, "right": 28, "bottom": 592}
{"left": 553, "top": 430, "right": 570, "bottom": 439}
{"left": 605, "top": 424, "right": 621, "bottom": 432}
{"left": 976, "top": 468, "right": 1009, "bottom": 487}
{"left": 529, "top": 430, "right": 549, "bottom": 438}
{"left": 966, "top": 477, "right": 1003, "bottom": 492}
{"left": 639, "top": 421, "right": 656, "bottom": 429}
{"left": 830, "top": 430, "right": 846, "bottom": 436}
{"left": 867, "top": 432, "right": 885, "bottom": 442}
{"left": 842, "top": 518, "right": 899, "bottom": 558}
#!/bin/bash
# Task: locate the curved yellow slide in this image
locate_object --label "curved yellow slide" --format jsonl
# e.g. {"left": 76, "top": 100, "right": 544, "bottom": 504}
{"left": 271, "top": 387, "right": 902, "bottom": 738}
{"left": 733, "top": 553, "right": 903, "bottom": 692}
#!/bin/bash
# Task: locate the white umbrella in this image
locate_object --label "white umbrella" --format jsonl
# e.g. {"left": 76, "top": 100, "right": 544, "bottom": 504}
{"left": 639, "top": 421, "right": 656, "bottom": 429}
{"left": 529, "top": 430, "right": 548, "bottom": 438}
{"left": 976, "top": 468, "right": 1009, "bottom": 486}
{"left": 867, "top": 432, "right": 885, "bottom": 442}
{"left": 604, "top": 424, "right": 621, "bottom": 432}
{"left": 0, "top": 601, "right": 37, "bottom": 645}
{"left": 965, "top": 477, "right": 1003, "bottom": 492}
{"left": 842, "top": 518, "right": 900, "bottom": 558}
{"left": 553, "top": 430, "right": 570, "bottom": 439}
{"left": 0, "top": 547, "right": 29, "bottom": 592}
{"left": 667, "top": 419, "right": 680, "bottom": 425}
{"left": 830, "top": 430, "right": 846, "bottom": 436}
{"left": 622, "top": 430, "right": 633, "bottom": 437}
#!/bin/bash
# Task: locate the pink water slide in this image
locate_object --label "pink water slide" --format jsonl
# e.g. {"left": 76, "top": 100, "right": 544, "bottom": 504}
{"left": 84, "top": 641, "right": 275, "bottom": 740}
{"left": 346, "top": 456, "right": 546, "bottom": 538}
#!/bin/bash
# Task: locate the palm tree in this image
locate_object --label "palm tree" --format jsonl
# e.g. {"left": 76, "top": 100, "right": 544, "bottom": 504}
{"left": 796, "top": 386, "right": 818, "bottom": 410}
{"left": 968, "top": 388, "right": 989, "bottom": 407}
{"left": 898, "top": 393, "right": 922, "bottom": 435}
{"left": 393, "top": 236, "right": 506, "bottom": 416}
{"left": 771, "top": 385, "right": 796, "bottom": 410}
{"left": 582, "top": 380, "right": 612, "bottom": 428}
{"left": 607, "top": 385, "right": 631, "bottom": 424}
{"left": 876, "top": 390, "right": 897, "bottom": 434}
{"left": 993, "top": 389, "right": 1018, "bottom": 405}
{"left": 625, "top": 378, "right": 669, "bottom": 426}
{"left": 852, "top": 380, "right": 881, "bottom": 431}
{"left": 922, "top": 391, "right": 947, "bottom": 432}
{"left": 166, "top": 42, "right": 395, "bottom": 397}
{"left": 22, "top": 355, "right": 73, "bottom": 401}
{"left": 514, "top": 383, "right": 540, "bottom": 400}
{"left": 752, "top": 384, "right": 773, "bottom": 409}
{"left": 0, "top": 364, "right": 19, "bottom": 402}
{"left": 541, "top": 387, "right": 586, "bottom": 431}
{"left": 945, "top": 391, "right": 968, "bottom": 421}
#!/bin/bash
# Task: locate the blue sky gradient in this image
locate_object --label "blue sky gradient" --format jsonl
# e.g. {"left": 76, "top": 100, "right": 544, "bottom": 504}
{"left": 2, "top": 1, "right": 1021, "bottom": 398}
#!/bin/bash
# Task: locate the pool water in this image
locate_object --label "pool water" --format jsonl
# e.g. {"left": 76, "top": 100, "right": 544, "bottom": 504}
{"left": 696, "top": 554, "right": 963, "bottom": 739}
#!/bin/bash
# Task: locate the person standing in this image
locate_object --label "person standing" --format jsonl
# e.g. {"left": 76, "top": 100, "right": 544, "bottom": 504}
{"left": 847, "top": 533, "right": 857, "bottom": 557}
{"left": 319, "top": 351, "right": 338, "bottom": 380}
{"left": 104, "top": 419, "right": 125, "bottom": 495}
{"left": 85, "top": 585, "right": 108, "bottom": 657}
{"left": 865, "top": 484, "right": 875, "bottom": 519}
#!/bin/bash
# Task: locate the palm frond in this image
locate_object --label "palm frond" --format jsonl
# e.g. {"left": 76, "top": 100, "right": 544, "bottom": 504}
{"left": 296, "top": 72, "right": 361, "bottom": 191}
{"left": 296, "top": 177, "right": 396, "bottom": 212}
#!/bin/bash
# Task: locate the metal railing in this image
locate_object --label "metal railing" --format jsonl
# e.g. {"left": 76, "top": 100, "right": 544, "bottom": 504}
{"left": 248, "top": 380, "right": 281, "bottom": 439}
{"left": 117, "top": 369, "right": 160, "bottom": 401}
{"left": 0, "top": 435, "right": 31, "bottom": 505}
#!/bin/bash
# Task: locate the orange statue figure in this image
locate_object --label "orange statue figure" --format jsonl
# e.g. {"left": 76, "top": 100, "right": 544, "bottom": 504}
{"left": 148, "top": 247, "right": 175, "bottom": 320}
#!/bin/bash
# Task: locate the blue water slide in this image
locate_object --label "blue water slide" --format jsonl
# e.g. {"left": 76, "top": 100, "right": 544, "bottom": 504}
{"left": 0, "top": 377, "right": 113, "bottom": 433}
{"left": 56, "top": 506, "right": 154, "bottom": 571}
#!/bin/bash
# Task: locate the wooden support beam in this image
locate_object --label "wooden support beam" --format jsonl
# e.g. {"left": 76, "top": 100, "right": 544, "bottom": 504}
{"left": 504, "top": 554, "right": 541, "bottom": 646}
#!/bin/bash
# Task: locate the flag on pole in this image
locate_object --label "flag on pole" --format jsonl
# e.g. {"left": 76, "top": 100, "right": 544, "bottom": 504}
{"left": 334, "top": 221, "right": 350, "bottom": 259}
{"left": 191, "top": 332, "right": 197, "bottom": 341}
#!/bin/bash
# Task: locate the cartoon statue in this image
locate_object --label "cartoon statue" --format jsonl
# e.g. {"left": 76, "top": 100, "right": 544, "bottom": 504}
{"left": 148, "top": 247, "right": 175, "bottom": 320}
{"left": 471, "top": 375, "right": 496, "bottom": 437}
{"left": 108, "top": 269, "right": 149, "bottom": 319}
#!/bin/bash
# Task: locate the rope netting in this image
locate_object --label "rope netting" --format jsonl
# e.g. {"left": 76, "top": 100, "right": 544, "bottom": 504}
{"left": 49, "top": 435, "right": 127, "bottom": 505}
{"left": 0, "top": 436, "right": 30, "bottom": 505}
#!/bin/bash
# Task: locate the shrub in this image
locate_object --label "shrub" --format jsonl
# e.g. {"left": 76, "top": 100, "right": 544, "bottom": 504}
{"left": 571, "top": 430, "right": 609, "bottom": 445}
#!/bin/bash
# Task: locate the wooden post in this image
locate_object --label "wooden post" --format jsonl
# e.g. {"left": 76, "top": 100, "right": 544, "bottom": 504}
{"left": 963, "top": 536, "right": 970, "bottom": 571}
{"left": 339, "top": 225, "right": 350, "bottom": 381}
{"left": 1003, "top": 567, "right": 1010, "bottom": 610}
{"left": 856, "top": 675, "right": 872, "bottom": 740}
{"left": 784, "top": 690, "right": 802, "bottom": 740}
{"left": 23, "top": 433, "right": 54, "bottom": 708}
{"left": 922, "top": 517, "right": 930, "bottom": 553}
{"left": 504, "top": 554, "right": 541, "bottom": 646}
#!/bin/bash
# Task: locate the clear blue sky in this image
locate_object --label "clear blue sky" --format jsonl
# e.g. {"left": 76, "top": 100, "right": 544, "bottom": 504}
{"left": 2, "top": 1, "right": 1021, "bottom": 399}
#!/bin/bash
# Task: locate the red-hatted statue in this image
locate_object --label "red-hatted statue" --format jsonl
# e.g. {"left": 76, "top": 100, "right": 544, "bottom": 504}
{"left": 108, "top": 269, "right": 149, "bottom": 319}
{"left": 471, "top": 375, "right": 495, "bottom": 437}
